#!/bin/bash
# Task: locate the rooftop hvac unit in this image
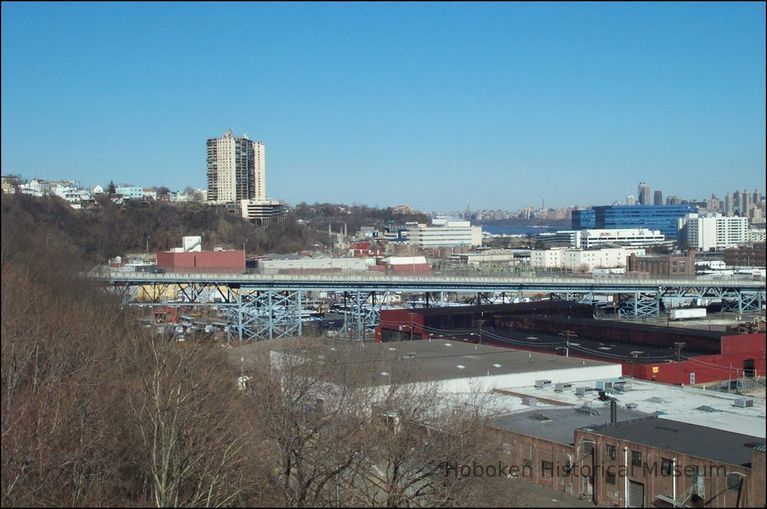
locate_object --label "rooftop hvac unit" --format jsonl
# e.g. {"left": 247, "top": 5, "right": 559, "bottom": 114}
{"left": 625, "top": 402, "right": 638, "bottom": 410}
{"left": 734, "top": 399, "right": 754, "bottom": 408}
{"left": 575, "top": 387, "right": 586, "bottom": 396}
{"left": 595, "top": 380, "right": 614, "bottom": 391}
{"left": 534, "top": 379, "right": 552, "bottom": 388}
{"left": 554, "top": 383, "right": 564, "bottom": 393}
{"left": 522, "top": 396, "right": 537, "bottom": 407}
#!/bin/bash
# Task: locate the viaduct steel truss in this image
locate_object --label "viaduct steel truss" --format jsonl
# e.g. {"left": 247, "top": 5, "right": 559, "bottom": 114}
{"left": 102, "top": 274, "right": 766, "bottom": 341}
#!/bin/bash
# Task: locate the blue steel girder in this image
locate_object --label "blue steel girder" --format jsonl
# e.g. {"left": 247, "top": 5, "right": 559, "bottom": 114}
{"left": 235, "top": 290, "right": 303, "bottom": 341}
{"left": 177, "top": 283, "right": 207, "bottom": 303}
{"left": 340, "top": 291, "right": 385, "bottom": 340}
{"left": 721, "top": 289, "right": 764, "bottom": 314}
{"left": 618, "top": 291, "right": 660, "bottom": 319}
{"left": 105, "top": 274, "right": 765, "bottom": 338}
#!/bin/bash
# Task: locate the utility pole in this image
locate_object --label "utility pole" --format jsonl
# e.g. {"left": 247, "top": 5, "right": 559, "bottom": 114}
{"left": 475, "top": 317, "right": 485, "bottom": 345}
{"left": 558, "top": 330, "right": 577, "bottom": 357}
{"left": 674, "top": 342, "right": 685, "bottom": 384}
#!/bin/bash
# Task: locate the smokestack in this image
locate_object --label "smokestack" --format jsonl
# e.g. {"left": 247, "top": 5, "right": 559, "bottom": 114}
{"left": 610, "top": 400, "right": 617, "bottom": 424}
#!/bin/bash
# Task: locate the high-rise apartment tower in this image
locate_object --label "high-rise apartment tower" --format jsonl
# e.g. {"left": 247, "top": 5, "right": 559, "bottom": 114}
{"left": 206, "top": 129, "right": 265, "bottom": 204}
{"left": 637, "top": 182, "right": 652, "bottom": 205}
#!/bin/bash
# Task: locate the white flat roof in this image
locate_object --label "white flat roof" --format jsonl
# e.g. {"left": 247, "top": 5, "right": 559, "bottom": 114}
{"left": 497, "top": 378, "right": 766, "bottom": 438}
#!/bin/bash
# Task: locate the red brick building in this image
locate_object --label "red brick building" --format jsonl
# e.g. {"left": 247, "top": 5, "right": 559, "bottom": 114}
{"left": 156, "top": 250, "right": 245, "bottom": 273}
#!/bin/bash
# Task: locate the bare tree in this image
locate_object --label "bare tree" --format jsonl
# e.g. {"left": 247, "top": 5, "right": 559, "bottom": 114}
{"left": 238, "top": 339, "right": 505, "bottom": 508}
{"left": 121, "top": 335, "right": 256, "bottom": 507}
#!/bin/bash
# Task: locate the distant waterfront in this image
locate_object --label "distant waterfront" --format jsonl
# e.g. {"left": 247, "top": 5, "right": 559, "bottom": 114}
{"left": 481, "top": 224, "right": 559, "bottom": 236}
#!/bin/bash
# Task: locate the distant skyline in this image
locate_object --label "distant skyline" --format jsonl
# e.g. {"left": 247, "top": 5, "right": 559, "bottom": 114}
{"left": 2, "top": 2, "right": 765, "bottom": 211}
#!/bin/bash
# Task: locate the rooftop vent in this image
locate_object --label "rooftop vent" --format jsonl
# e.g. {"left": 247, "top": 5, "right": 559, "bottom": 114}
{"left": 456, "top": 365, "right": 465, "bottom": 369}
{"left": 534, "top": 379, "right": 552, "bottom": 388}
{"left": 653, "top": 410, "right": 667, "bottom": 416}
{"left": 529, "top": 412, "right": 552, "bottom": 421}
{"left": 574, "top": 406, "right": 600, "bottom": 416}
{"left": 734, "top": 399, "right": 754, "bottom": 408}
{"left": 625, "top": 402, "right": 638, "bottom": 410}
{"left": 696, "top": 405, "right": 718, "bottom": 413}
{"left": 444, "top": 343, "right": 452, "bottom": 347}
{"left": 575, "top": 387, "right": 586, "bottom": 396}
{"left": 492, "top": 363, "right": 502, "bottom": 368}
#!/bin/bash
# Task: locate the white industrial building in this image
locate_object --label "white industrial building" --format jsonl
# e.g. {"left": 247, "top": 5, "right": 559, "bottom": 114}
{"left": 267, "top": 339, "right": 622, "bottom": 396}
{"left": 581, "top": 228, "right": 665, "bottom": 248}
{"left": 406, "top": 218, "right": 482, "bottom": 248}
{"left": 678, "top": 213, "right": 749, "bottom": 251}
{"left": 530, "top": 247, "right": 645, "bottom": 272}
{"left": 258, "top": 257, "right": 373, "bottom": 274}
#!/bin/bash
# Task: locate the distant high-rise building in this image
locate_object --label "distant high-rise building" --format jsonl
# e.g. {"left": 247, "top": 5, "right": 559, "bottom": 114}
{"left": 706, "top": 194, "right": 721, "bottom": 214}
{"left": 637, "top": 182, "right": 652, "bottom": 205}
{"left": 753, "top": 189, "right": 762, "bottom": 206}
{"left": 741, "top": 189, "right": 751, "bottom": 217}
{"left": 724, "top": 192, "right": 734, "bottom": 217}
{"left": 626, "top": 195, "right": 636, "bottom": 206}
{"left": 653, "top": 190, "right": 663, "bottom": 206}
{"left": 206, "top": 129, "right": 265, "bottom": 205}
{"left": 733, "top": 191, "right": 742, "bottom": 216}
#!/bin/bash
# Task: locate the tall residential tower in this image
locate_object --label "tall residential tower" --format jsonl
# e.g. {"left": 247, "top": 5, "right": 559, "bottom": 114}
{"left": 637, "top": 182, "right": 652, "bottom": 205}
{"left": 206, "top": 129, "right": 265, "bottom": 205}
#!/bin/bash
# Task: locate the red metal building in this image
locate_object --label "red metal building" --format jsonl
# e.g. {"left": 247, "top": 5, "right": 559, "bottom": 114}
{"left": 375, "top": 303, "right": 766, "bottom": 385}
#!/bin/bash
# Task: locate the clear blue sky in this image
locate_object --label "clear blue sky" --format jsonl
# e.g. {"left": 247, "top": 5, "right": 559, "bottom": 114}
{"left": 2, "top": 2, "right": 765, "bottom": 211}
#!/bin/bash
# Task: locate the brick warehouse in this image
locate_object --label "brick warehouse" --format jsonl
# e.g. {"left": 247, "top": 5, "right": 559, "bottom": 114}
{"left": 574, "top": 417, "right": 765, "bottom": 507}
{"left": 375, "top": 302, "right": 766, "bottom": 384}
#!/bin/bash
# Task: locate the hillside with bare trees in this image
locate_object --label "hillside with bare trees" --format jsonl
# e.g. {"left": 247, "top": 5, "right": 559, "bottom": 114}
{"left": 1, "top": 207, "right": 536, "bottom": 507}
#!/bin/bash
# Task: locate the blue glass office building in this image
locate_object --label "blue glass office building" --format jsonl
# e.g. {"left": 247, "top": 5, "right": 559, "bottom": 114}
{"left": 572, "top": 205, "right": 697, "bottom": 240}
{"left": 571, "top": 209, "right": 596, "bottom": 229}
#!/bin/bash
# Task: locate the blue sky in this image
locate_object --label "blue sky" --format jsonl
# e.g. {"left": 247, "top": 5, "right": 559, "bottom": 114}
{"left": 2, "top": 2, "right": 764, "bottom": 211}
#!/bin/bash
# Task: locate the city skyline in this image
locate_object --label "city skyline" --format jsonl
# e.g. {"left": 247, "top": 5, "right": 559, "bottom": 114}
{"left": 2, "top": 3, "right": 765, "bottom": 211}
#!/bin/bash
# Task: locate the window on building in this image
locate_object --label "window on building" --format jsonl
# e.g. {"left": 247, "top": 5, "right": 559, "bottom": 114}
{"left": 606, "top": 444, "right": 617, "bottom": 460}
{"left": 661, "top": 458, "right": 673, "bottom": 476}
{"left": 631, "top": 451, "right": 642, "bottom": 467}
{"left": 726, "top": 473, "right": 743, "bottom": 492}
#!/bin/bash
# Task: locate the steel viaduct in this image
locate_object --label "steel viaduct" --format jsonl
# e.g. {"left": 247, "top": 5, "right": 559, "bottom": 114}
{"left": 98, "top": 271, "right": 766, "bottom": 342}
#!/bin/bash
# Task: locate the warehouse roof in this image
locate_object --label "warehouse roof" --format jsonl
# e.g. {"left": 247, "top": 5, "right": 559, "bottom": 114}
{"left": 268, "top": 338, "right": 618, "bottom": 387}
{"left": 502, "top": 381, "right": 767, "bottom": 438}
{"left": 490, "top": 406, "right": 649, "bottom": 445}
{"left": 585, "top": 416, "right": 765, "bottom": 466}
